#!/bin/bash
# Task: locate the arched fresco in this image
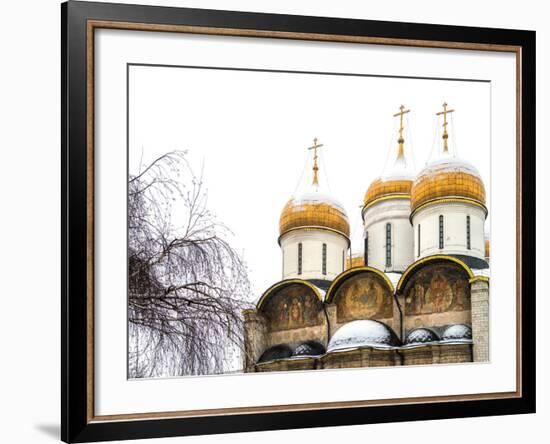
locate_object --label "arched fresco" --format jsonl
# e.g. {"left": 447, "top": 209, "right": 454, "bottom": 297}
{"left": 403, "top": 262, "right": 471, "bottom": 316}
{"left": 331, "top": 272, "right": 393, "bottom": 323}
{"left": 259, "top": 283, "right": 324, "bottom": 332}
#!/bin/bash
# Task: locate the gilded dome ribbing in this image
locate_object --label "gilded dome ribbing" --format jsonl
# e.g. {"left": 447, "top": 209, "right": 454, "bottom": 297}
{"left": 279, "top": 189, "right": 350, "bottom": 238}
{"left": 410, "top": 156, "right": 486, "bottom": 214}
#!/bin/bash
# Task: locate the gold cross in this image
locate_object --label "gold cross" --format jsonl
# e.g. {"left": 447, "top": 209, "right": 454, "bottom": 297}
{"left": 393, "top": 104, "right": 410, "bottom": 159}
{"left": 436, "top": 102, "right": 455, "bottom": 152}
{"left": 308, "top": 137, "right": 324, "bottom": 185}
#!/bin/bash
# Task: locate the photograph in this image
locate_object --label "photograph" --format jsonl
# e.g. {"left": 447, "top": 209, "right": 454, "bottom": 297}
{"left": 127, "top": 64, "right": 491, "bottom": 378}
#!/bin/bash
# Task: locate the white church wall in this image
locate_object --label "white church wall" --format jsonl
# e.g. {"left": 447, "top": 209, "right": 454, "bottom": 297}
{"left": 363, "top": 198, "right": 414, "bottom": 272}
{"left": 412, "top": 201, "right": 486, "bottom": 260}
{"left": 280, "top": 229, "right": 349, "bottom": 281}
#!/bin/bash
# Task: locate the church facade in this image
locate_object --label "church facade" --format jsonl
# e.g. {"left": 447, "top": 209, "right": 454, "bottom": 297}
{"left": 243, "top": 104, "right": 490, "bottom": 373}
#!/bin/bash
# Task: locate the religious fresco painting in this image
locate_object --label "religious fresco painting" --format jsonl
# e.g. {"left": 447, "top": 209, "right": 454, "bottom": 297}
{"left": 333, "top": 273, "right": 393, "bottom": 322}
{"left": 404, "top": 264, "right": 471, "bottom": 316}
{"left": 259, "top": 285, "right": 324, "bottom": 332}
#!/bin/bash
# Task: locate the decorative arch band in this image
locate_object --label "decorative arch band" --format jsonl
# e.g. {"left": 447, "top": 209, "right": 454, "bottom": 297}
{"left": 396, "top": 255, "right": 475, "bottom": 293}
{"left": 256, "top": 278, "right": 323, "bottom": 310}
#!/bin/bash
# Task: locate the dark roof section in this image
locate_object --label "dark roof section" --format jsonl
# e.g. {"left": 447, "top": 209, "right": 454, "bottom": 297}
{"left": 258, "top": 344, "right": 293, "bottom": 363}
{"left": 306, "top": 279, "right": 332, "bottom": 291}
{"left": 449, "top": 254, "right": 489, "bottom": 270}
{"left": 293, "top": 341, "right": 326, "bottom": 357}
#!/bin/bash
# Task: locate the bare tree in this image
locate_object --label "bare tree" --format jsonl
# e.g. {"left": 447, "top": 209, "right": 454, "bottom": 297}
{"left": 128, "top": 151, "right": 251, "bottom": 378}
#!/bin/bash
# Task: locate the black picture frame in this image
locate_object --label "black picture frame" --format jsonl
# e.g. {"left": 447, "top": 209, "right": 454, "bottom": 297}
{"left": 61, "top": 1, "right": 536, "bottom": 442}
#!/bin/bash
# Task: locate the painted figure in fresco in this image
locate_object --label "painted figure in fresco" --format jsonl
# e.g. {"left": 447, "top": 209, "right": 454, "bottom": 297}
{"left": 426, "top": 271, "right": 453, "bottom": 313}
{"left": 303, "top": 296, "right": 317, "bottom": 324}
{"left": 337, "top": 275, "right": 390, "bottom": 321}
{"left": 405, "top": 264, "right": 470, "bottom": 315}
{"left": 422, "top": 283, "right": 433, "bottom": 312}
{"left": 289, "top": 297, "right": 304, "bottom": 327}
{"left": 366, "top": 280, "right": 383, "bottom": 311}
{"left": 452, "top": 281, "right": 470, "bottom": 311}
{"left": 262, "top": 285, "right": 322, "bottom": 331}
{"left": 277, "top": 301, "right": 289, "bottom": 330}
{"left": 347, "top": 281, "right": 364, "bottom": 306}
{"left": 414, "top": 282, "right": 425, "bottom": 313}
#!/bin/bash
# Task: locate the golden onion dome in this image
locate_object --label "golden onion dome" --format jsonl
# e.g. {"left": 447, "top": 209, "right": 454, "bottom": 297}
{"left": 279, "top": 188, "right": 350, "bottom": 239}
{"left": 364, "top": 175, "right": 413, "bottom": 209}
{"left": 410, "top": 155, "right": 486, "bottom": 214}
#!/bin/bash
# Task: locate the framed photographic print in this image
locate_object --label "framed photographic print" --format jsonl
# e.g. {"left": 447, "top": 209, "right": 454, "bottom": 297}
{"left": 61, "top": 1, "right": 536, "bottom": 442}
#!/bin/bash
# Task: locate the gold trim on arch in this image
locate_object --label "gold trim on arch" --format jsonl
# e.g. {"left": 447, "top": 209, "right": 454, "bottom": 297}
{"left": 469, "top": 276, "right": 490, "bottom": 284}
{"left": 256, "top": 279, "right": 323, "bottom": 309}
{"left": 325, "top": 266, "right": 395, "bottom": 303}
{"left": 396, "top": 255, "right": 474, "bottom": 292}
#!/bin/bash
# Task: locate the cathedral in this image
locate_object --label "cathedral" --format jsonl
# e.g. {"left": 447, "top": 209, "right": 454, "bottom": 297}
{"left": 242, "top": 103, "right": 490, "bottom": 373}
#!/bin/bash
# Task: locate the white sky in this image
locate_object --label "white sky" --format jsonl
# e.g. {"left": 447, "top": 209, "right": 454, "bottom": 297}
{"left": 129, "top": 65, "right": 490, "bottom": 299}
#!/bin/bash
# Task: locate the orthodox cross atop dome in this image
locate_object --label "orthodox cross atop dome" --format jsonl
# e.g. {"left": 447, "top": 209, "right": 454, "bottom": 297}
{"left": 436, "top": 102, "right": 455, "bottom": 153}
{"left": 308, "top": 137, "right": 324, "bottom": 185}
{"left": 393, "top": 104, "right": 410, "bottom": 159}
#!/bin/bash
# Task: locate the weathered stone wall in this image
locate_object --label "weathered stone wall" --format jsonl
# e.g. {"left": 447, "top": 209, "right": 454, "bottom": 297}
{"left": 404, "top": 310, "right": 471, "bottom": 332}
{"left": 266, "top": 324, "right": 328, "bottom": 349}
{"left": 320, "top": 348, "right": 400, "bottom": 369}
{"left": 470, "top": 279, "right": 489, "bottom": 362}
{"left": 251, "top": 343, "right": 471, "bottom": 372}
{"left": 242, "top": 309, "right": 267, "bottom": 370}
{"left": 439, "top": 343, "right": 473, "bottom": 364}
{"left": 401, "top": 344, "right": 472, "bottom": 365}
{"left": 255, "top": 358, "right": 317, "bottom": 373}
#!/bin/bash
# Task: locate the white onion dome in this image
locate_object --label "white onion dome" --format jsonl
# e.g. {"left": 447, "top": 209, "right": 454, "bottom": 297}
{"left": 327, "top": 320, "right": 400, "bottom": 352}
